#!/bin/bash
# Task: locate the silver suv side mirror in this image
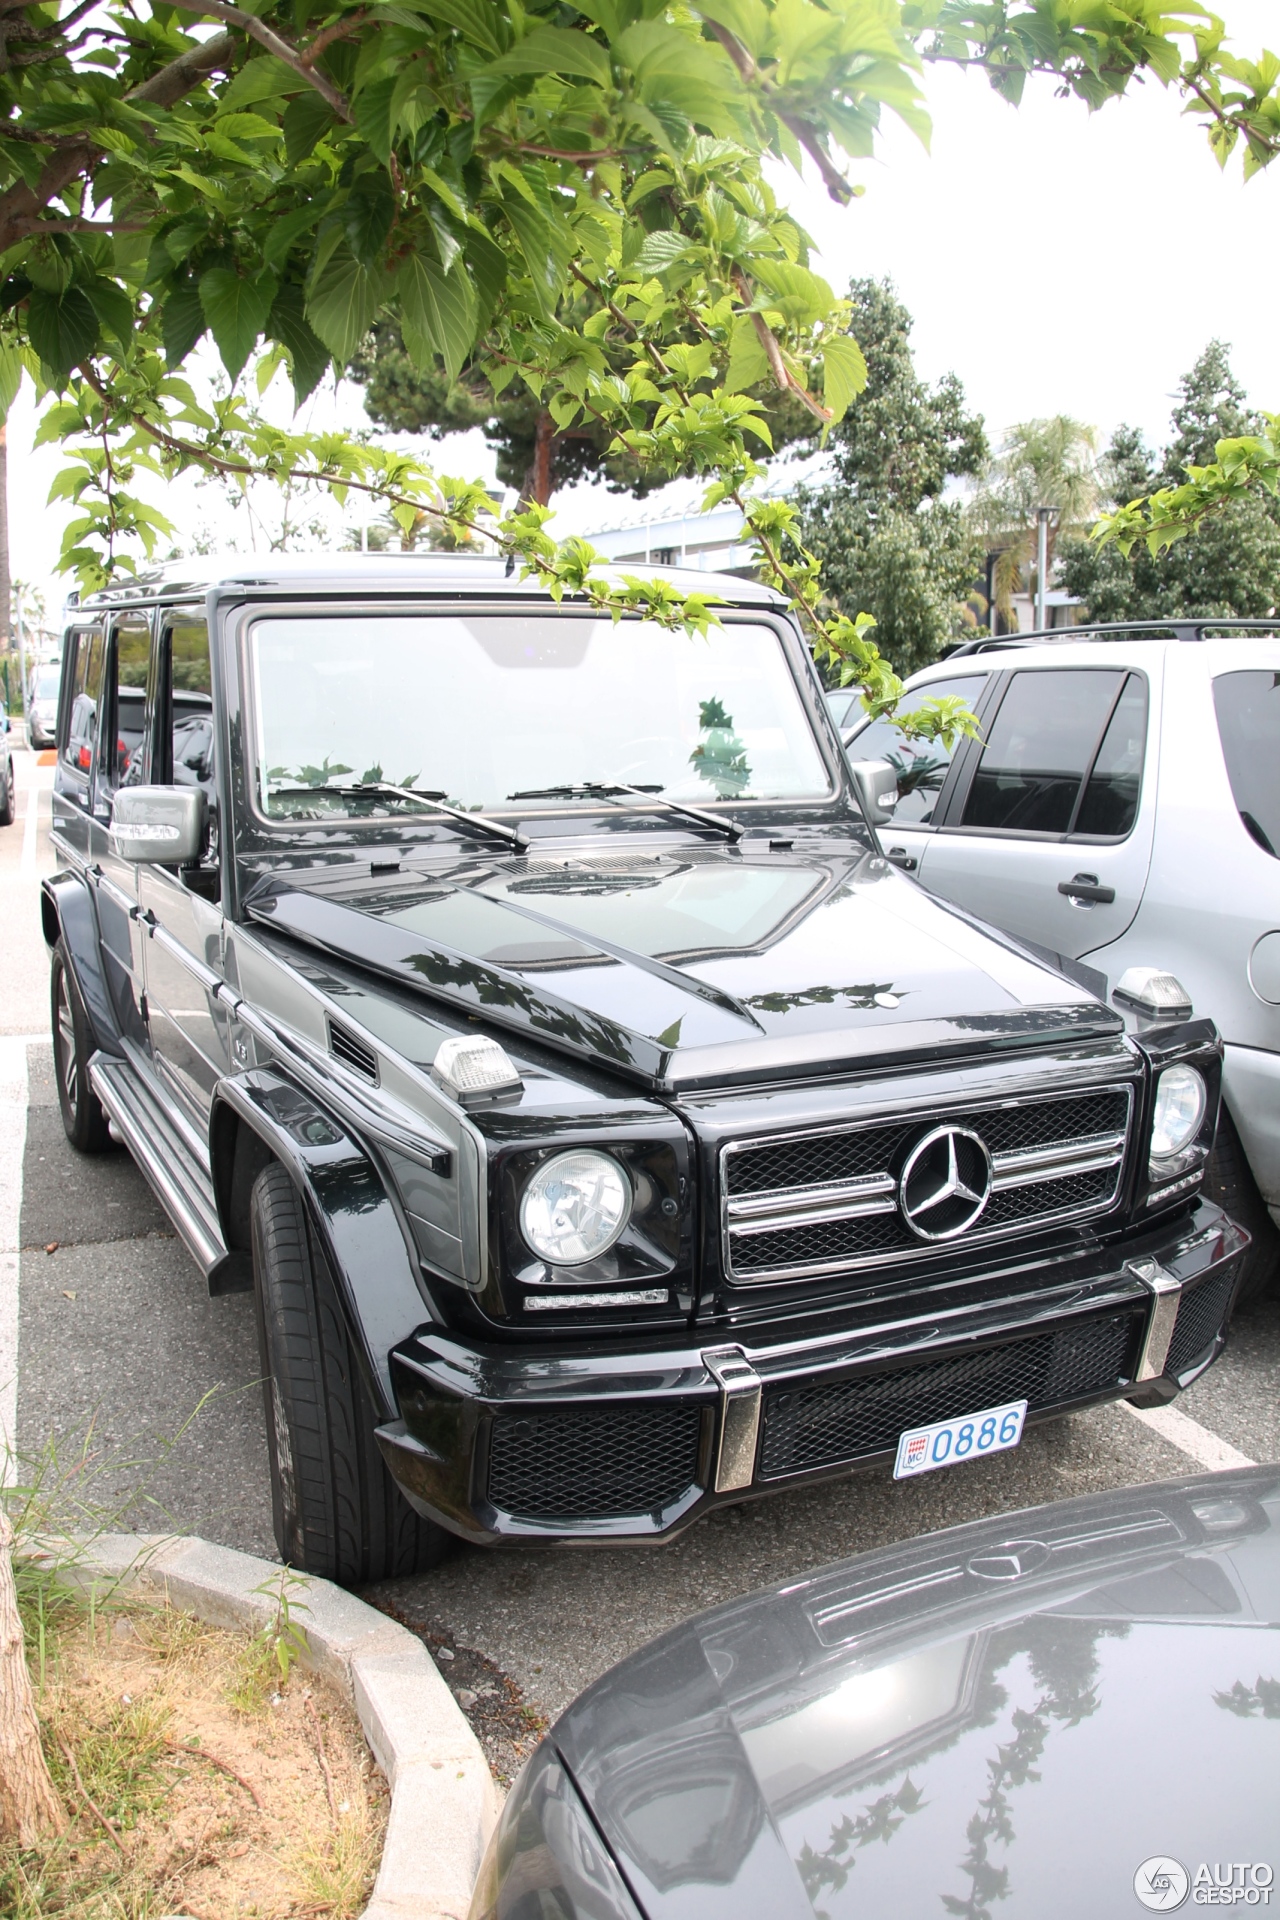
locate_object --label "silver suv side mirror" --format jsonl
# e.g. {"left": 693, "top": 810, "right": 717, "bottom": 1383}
{"left": 848, "top": 758, "right": 900, "bottom": 826}
{"left": 110, "top": 786, "right": 206, "bottom": 865}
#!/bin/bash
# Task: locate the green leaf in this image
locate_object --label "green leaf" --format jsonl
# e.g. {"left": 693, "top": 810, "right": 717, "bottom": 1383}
{"left": 723, "top": 314, "right": 770, "bottom": 394}
{"left": 396, "top": 252, "right": 477, "bottom": 382}
{"left": 306, "top": 244, "right": 386, "bottom": 363}
{"left": 353, "top": 73, "right": 397, "bottom": 164}
{"left": 283, "top": 91, "right": 335, "bottom": 166}
{"left": 199, "top": 267, "right": 279, "bottom": 381}
{"left": 0, "top": 339, "right": 24, "bottom": 423}
{"left": 820, "top": 333, "right": 868, "bottom": 424}
{"left": 633, "top": 228, "right": 692, "bottom": 274}
{"left": 162, "top": 279, "right": 207, "bottom": 367}
{"left": 27, "top": 286, "right": 99, "bottom": 380}
{"left": 463, "top": 226, "right": 506, "bottom": 332}
{"left": 487, "top": 24, "right": 610, "bottom": 87}
{"left": 262, "top": 202, "right": 324, "bottom": 271}
{"left": 219, "top": 55, "right": 299, "bottom": 109}
{"left": 499, "top": 193, "right": 563, "bottom": 316}
{"left": 84, "top": 278, "right": 134, "bottom": 350}
{"left": 266, "top": 282, "right": 332, "bottom": 404}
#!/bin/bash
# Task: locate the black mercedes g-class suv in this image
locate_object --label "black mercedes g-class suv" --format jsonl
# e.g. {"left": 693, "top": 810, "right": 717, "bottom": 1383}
{"left": 41, "top": 555, "right": 1246, "bottom": 1585}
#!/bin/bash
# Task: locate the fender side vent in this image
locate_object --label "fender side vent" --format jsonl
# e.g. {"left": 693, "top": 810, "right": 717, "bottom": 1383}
{"left": 327, "top": 1019, "right": 379, "bottom": 1084}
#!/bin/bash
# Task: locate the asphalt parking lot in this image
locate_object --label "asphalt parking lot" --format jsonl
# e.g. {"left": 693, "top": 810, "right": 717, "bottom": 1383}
{"left": 3, "top": 735, "right": 1278, "bottom": 1725}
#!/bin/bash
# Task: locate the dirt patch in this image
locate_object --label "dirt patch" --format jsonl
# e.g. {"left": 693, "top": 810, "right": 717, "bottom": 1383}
{"left": 1, "top": 1598, "right": 388, "bottom": 1919}
{"left": 367, "top": 1597, "right": 547, "bottom": 1790}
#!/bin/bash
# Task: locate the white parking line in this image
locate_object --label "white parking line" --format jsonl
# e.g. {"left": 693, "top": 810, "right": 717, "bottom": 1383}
{"left": 0, "top": 1034, "right": 32, "bottom": 1476}
{"left": 20, "top": 766, "right": 41, "bottom": 874}
{"left": 1123, "top": 1398, "right": 1257, "bottom": 1472}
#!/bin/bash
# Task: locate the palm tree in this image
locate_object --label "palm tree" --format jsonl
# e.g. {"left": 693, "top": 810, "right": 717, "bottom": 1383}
{"left": 969, "top": 416, "right": 1100, "bottom": 628}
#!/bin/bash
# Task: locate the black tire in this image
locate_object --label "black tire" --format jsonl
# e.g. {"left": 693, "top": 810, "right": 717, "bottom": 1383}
{"left": 249, "top": 1161, "right": 450, "bottom": 1585}
{"left": 50, "top": 943, "right": 113, "bottom": 1154}
{"left": 1203, "top": 1103, "right": 1279, "bottom": 1308}
{"left": 0, "top": 756, "right": 14, "bottom": 827}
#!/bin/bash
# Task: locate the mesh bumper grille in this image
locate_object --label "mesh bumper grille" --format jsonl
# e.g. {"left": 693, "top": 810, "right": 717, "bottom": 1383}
{"left": 487, "top": 1402, "right": 703, "bottom": 1523}
{"left": 1165, "top": 1270, "right": 1236, "bottom": 1379}
{"left": 759, "top": 1308, "right": 1143, "bottom": 1479}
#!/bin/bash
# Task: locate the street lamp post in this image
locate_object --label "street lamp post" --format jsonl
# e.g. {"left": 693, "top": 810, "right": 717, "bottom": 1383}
{"left": 1034, "top": 506, "right": 1055, "bottom": 632}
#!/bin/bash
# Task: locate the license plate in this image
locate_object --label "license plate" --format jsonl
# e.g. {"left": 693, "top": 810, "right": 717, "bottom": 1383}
{"left": 893, "top": 1399, "right": 1028, "bottom": 1480}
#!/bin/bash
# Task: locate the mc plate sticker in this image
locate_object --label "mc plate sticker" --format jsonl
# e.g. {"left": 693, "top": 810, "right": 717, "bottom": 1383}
{"left": 893, "top": 1399, "right": 1028, "bottom": 1480}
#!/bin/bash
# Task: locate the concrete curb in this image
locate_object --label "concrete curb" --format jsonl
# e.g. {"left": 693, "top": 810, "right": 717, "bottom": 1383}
{"left": 37, "top": 1533, "right": 498, "bottom": 1920}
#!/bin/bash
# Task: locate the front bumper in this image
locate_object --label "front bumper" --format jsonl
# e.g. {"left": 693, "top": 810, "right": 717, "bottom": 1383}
{"left": 378, "top": 1202, "right": 1249, "bottom": 1546}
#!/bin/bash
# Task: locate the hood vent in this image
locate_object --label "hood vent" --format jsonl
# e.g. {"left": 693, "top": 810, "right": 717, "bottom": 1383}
{"left": 327, "top": 1019, "right": 379, "bottom": 1084}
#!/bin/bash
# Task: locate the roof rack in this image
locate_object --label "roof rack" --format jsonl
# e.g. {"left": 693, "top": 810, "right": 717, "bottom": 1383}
{"left": 946, "top": 617, "right": 1280, "bottom": 658}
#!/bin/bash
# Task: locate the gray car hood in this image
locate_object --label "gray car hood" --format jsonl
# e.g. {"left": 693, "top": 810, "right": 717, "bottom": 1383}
{"left": 247, "top": 845, "right": 1118, "bottom": 1091}
{"left": 551, "top": 1467, "right": 1280, "bottom": 1919}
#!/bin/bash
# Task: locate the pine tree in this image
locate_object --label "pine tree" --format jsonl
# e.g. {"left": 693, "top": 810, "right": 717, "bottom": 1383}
{"left": 1060, "top": 343, "right": 1280, "bottom": 620}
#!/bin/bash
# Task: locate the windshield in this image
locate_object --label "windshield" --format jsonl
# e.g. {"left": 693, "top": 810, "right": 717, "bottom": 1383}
{"left": 248, "top": 614, "right": 830, "bottom": 820}
{"left": 33, "top": 670, "right": 61, "bottom": 701}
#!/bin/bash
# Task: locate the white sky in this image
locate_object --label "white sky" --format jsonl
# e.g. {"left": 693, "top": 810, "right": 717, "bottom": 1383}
{"left": 8, "top": 0, "right": 1280, "bottom": 623}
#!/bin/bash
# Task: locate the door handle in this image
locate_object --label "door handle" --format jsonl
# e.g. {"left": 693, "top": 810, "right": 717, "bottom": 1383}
{"left": 885, "top": 846, "right": 918, "bottom": 872}
{"left": 1059, "top": 873, "right": 1115, "bottom": 904}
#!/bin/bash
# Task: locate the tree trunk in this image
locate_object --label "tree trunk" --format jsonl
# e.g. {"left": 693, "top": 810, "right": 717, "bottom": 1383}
{"left": 520, "top": 410, "right": 557, "bottom": 508}
{"left": 0, "top": 1513, "right": 64, "bottom": 1846}
{"left": 0, "top": 422, "right": 10, "bottom": 654}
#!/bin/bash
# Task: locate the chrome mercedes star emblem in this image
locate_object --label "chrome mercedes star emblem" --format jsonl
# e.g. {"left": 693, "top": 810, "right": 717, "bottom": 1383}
{"left": 899, "top": 1125, "right": 993, "bottom": 1240}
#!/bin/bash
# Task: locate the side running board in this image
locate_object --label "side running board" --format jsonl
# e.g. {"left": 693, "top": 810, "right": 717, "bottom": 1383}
{"left": 88, "top": 1055, "right": 250, "bottom": 1294}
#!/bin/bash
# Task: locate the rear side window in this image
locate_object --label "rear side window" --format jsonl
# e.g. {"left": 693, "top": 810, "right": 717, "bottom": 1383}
{"left": 962, "top": 668, "right": 1143, "bottom": 835}
{"left": 61, "top": 629, "right": 104, "bottom": 776}
{"left": 1073, "top": 674, "right": 1148, "bottom": 836}
{"left": 107, "top": 620, "right": 151, "bottom": 789}
{"left": 846, "top": 674, "right": 988, "bottom": 825}
{"left": 167, "top": 620, "right": 215, "bottom": 792}
{"left": 1214, "top": 670, "right": 1280, "bottom": 858}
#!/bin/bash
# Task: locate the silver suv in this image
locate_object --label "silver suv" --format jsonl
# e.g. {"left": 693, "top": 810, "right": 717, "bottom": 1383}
{"left": 840, "top": 621, "right": 1280, "bottom": 1295}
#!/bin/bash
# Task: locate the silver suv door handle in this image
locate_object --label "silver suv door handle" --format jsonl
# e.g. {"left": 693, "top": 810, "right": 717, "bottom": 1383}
{"left": 886, "top": 846, "right": 918, "bottom": 872}
{"left": 1059, "top": 873, "right": 1115, "bottom": 904}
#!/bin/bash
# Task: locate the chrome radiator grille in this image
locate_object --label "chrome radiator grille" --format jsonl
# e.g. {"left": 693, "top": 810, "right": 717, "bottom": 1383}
{"left": 721, "top": 1086, "right": 1133, "bottom": 1285}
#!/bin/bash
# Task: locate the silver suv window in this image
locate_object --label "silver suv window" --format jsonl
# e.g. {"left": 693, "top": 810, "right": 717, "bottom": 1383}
{"left": 844, "top": 674, "right": 987, "bottom": 825}
{"left": 961, "top": 668, "right": 1147, "bottom": 838}
{"left": 1214, "top": 669, "right": 1280, "bottom": 858}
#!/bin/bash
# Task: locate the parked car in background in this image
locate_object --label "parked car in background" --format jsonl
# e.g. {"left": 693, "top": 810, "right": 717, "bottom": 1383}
{"left": 472, "top": 1467, "right": 1280, "bottom": 1920}
{"left": 27, "top": 658, "right": 62, "bottom": 748}
{"left": 0, "top": 699, "right": 14, "bottom": 825}
{"left": 842, "top": 621, "right": 1280, "bottom": 1298}
{"left": 42, "top": 561, "right": 1247, "bottom": 1590}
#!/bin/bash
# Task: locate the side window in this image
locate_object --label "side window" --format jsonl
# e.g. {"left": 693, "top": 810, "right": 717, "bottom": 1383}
{"left": 61, "top": 628, "right": 105, "bottom": 779}
{"left": 1073, "top": 674, "right": 1148, "bottom": 837}
{"left": 1214, "top": 669, "right": 1280, "bottom": 858}
{"left": 165, "top": 619, "right": 215, "bottom": 795}
{"left": 104, "top": 620, "right": 152, "bottom": 790}
{"left": 961, "top": 669, "right": 1124, "bottom": 835}
{"left": 846, "top": 674, "right": 988, "bottom": 825}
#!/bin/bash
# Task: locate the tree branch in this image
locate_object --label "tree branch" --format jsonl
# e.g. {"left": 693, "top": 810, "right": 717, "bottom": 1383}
{"left": 300, "top": 7, "right": 369, "bottom": 68}
{"left": 162, "top": 0, "right": 352, "bottom": 120}
{"left": 0, "top": 28, "right": 233, "bottom": 250}
{"left": 703, "top": 17, "right": 854, "bottom": 204}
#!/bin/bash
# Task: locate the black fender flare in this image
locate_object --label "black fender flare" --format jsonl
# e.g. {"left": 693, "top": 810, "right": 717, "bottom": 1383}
{"left": 209, "top": 1068, "right": 431, "bottom": 1421}
{"left": 40, "top": 870, "right": 124, "bottom": 1057}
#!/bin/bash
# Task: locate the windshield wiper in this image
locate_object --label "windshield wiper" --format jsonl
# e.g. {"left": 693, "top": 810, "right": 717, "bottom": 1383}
{"left": 266, "top": 783, "right": 528, "bottom": 852}
{"left": 507, "top": 781, "right": 742, "bottom": 843}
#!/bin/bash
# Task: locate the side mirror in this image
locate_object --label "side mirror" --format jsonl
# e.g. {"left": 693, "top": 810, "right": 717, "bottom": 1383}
{"left": 110, "top": 786, "right": 206, "bottom": 865}
{"left": 848, "top": 757, "right": 900, "bottom": 826}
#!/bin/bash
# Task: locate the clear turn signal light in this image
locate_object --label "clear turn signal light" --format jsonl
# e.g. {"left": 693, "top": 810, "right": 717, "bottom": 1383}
{"left": 431, "top": 1034, "right": 522, "bottom": 1104}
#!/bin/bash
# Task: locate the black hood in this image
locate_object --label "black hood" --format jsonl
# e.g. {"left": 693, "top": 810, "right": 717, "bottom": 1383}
{"left": 549, "top": 1468, "right": 1280, "bottom": 1919}
{"left": 247, "top": 845, "right": 1120, "bottom": 1091}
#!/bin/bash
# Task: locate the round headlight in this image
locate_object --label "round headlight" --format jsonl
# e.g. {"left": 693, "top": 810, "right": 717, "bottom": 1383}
{"left": 520, "top": 1151, "right": 632, "bottom": 1266}
{"left": 1151, "top": 1064, "right": 1207, "bottom": 1159}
